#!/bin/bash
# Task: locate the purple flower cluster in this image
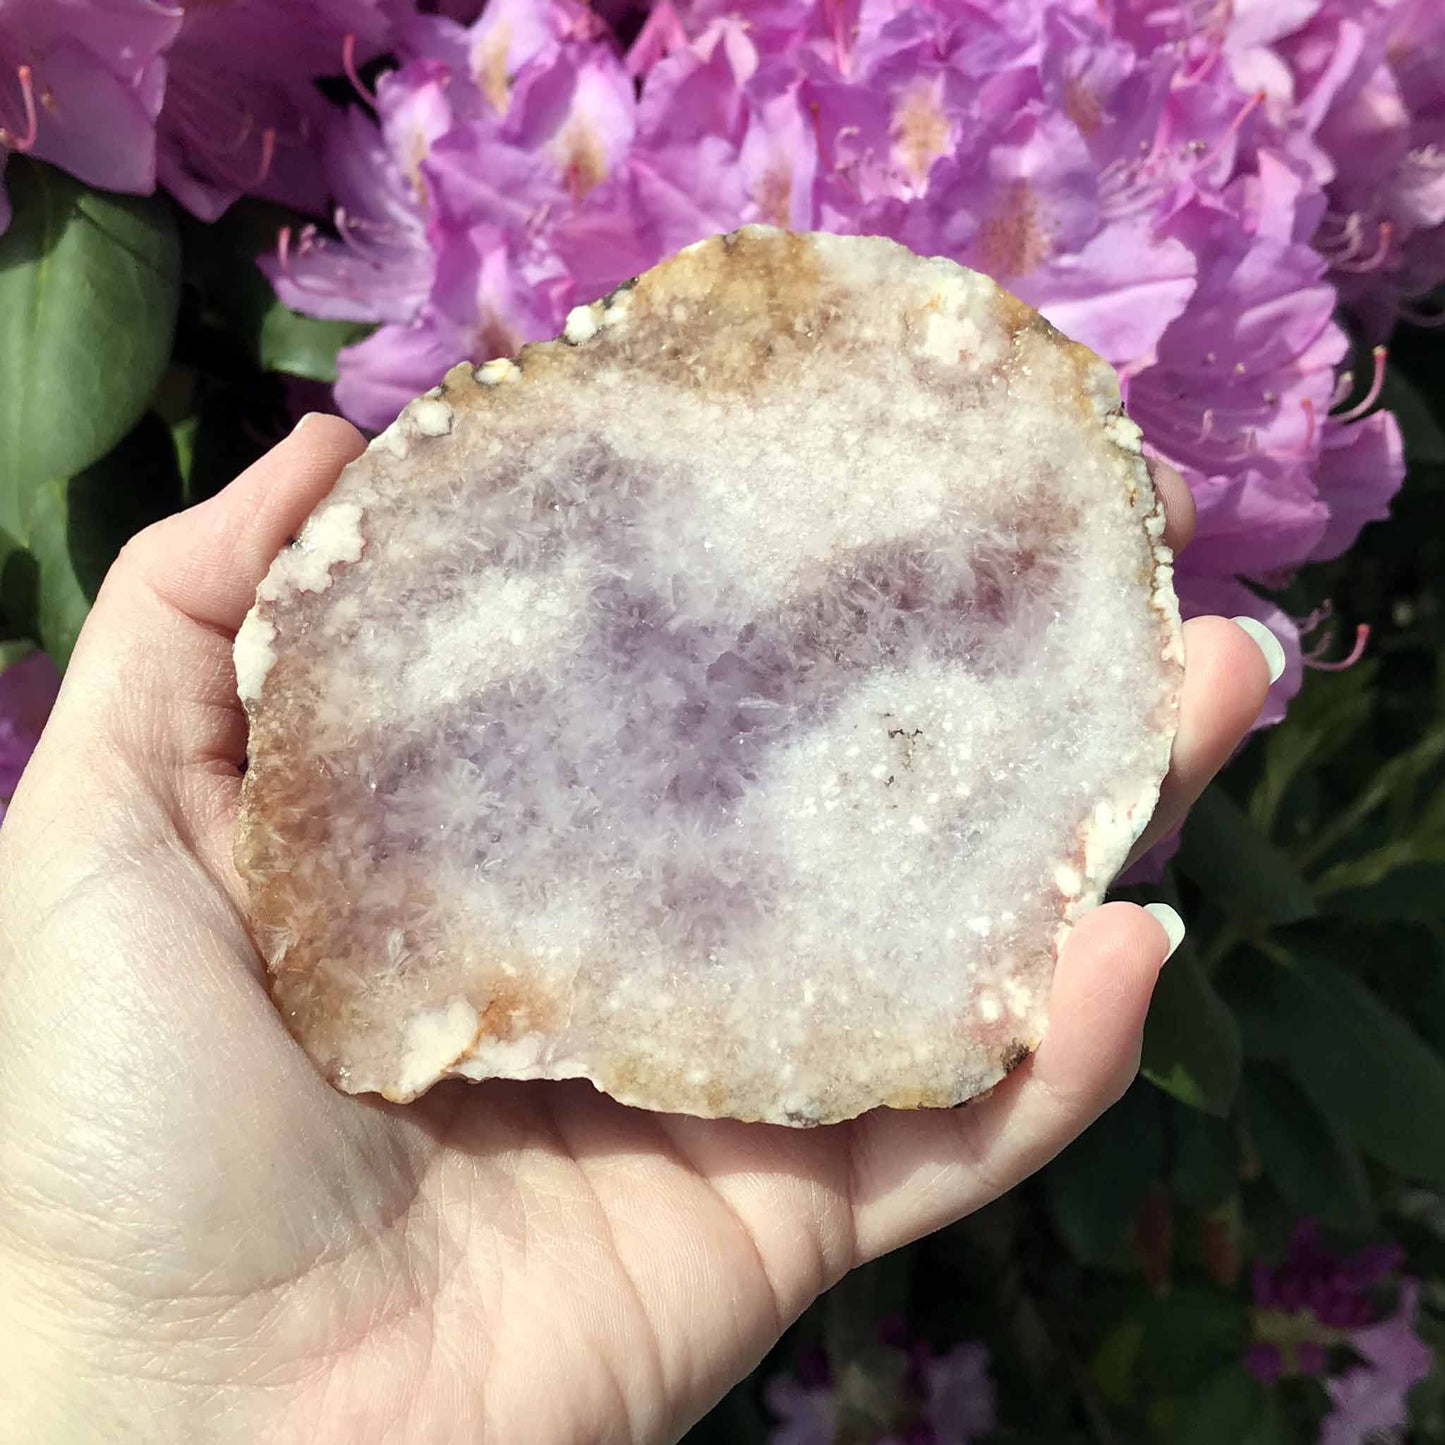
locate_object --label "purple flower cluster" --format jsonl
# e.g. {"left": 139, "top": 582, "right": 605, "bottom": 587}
{"left": 1262, "top": 0, "right": 1445, "bottom": 338}
{"left": 259, "top": 0, "right": 1437, "bottom": 709}
{"left": 3, "top": 1, "right": 1440, "bottom": 715}
{"left": 765, "top": 1333, "right": 996, "bottom": 1445}
{"left": 0, "top": 650, "right": 59, "bottom": 823}
{"left": 0, "top": 0, "right": 177, "bottom": 232}
{"left": 1248, "top": 1221, "right": 1432, "bottom": 1443}
{"left": 0, "top": 0, "right": 392, "bottom": 230}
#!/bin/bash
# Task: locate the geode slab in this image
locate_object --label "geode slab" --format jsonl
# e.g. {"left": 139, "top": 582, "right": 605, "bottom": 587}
{"left": 235, "top": 227, "right": 1182, "bottom": 1124}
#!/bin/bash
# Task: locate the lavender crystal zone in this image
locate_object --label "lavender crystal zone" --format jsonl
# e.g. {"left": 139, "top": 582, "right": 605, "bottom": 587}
{"left": 236, "top": 230, "right": 1181, "bottom": 1121}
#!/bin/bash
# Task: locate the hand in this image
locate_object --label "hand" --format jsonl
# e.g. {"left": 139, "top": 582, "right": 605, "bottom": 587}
{"left": 0, "top": 417, "right": 1271, "bottom": 1444}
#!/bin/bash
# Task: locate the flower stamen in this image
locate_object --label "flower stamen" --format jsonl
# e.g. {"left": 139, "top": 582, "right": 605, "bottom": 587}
{"left": 1333, "top": 346, "right": 1387, "bottom": 422}
{"left": 343, "top": 34, "right": 379, "bottom": 109}
{"left": 1334, "top": 219, "right": 1393, "bottom": 273}
{"left": 1306, "top": 623, "right": 1370, "bottom": 670}
{"left": 0, "top": 64, "right": 40, "bottom": 152}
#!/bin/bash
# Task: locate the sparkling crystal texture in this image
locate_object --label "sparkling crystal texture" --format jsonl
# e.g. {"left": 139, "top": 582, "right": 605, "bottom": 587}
{"left": 235, "top": 228, "right": 1182, "bottom": 1124}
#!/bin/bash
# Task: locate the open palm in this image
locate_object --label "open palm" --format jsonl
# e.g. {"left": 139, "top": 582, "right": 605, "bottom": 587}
{"left": 0, "top": 417, "right": 1271, "bottom": 1444}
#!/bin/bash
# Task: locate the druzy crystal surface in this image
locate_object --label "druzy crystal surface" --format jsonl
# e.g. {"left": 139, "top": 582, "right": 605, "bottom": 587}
{"left": 235, "top": 228, "right": 1182, "bottom": 1124}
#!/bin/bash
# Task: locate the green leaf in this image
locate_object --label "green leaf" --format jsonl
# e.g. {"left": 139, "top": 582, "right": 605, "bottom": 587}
{"left": 1326, "top": 861, "right": 1445, "bottom": 921}
{"left": 1214, "top": 951, "right": 1291, "bottom": 1061}
{"left": 1136, "top": 1288, "right": 1249, "bottom": 1395}
{"left": 1296, "top": 724, "right": 1445, "bottom": 874}
{"left": 1271, "top": 950, "right": 1445, "bottom": 1187}
{"left": 1045, "top": 1082, "right": 1165, "bottom": 1267}
{"left": 1142, "top": 936, "right": 1243, "bottom": 1115}
{"left": 1420, "top": 959, "right": 1445, "bottom": 1056}
{"left": 0, "top": 157, "right": 179, "bottom": 543}
{"left": 1249, "top": 664, "right": 1376, "bottom": 837}
{"left": 1163, "top": 1366, "right": 1288, "bottom": 1445}
{"left": 1241, "top": 1178, "right": 1305, "bottom": 1265}
{"left": 1379, "top": 364, "right": 1445, "bottom": 467}
{"left": 256, "top": 302, "right": 371, "bottom": 383}
{"left": 1177, "top": 787, "right": 1316, "bottom": 927}
{"left": 1170, "top": 1107, "right": 1237, "bottom": 1211}
{"left": 0, "top": 637, "right": 38, "bottom": 672}
{"left": 26, "top": 415, "right": 183, "bottom": 666}
{"left": 1091, "top": 1317, "right": 1145, "bottom": 1407}
{"left": 1238, "top": 1063, "right": 1375, "bottom": 1234}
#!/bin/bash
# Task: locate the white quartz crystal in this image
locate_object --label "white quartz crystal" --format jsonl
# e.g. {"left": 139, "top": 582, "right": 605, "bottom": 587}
{"left": 236, "top": 227, "right": 1182, "bottom": 1124}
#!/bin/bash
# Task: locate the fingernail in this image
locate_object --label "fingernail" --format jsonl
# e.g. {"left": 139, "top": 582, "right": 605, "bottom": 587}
{"left": 292, "top": 412, "right": 323, "bottom": 435}
{"left": 1231, "top": 616, "right": 1286, "bottom": 685}
{"left": 1143, "top": 903, "right": 1186, "bottom": 963}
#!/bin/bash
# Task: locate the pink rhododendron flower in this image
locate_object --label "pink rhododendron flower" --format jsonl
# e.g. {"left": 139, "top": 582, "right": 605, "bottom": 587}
{"left": 266, "top": 0, "right": 1421, "bottom": 737}
{"left": 1271, "top": 0, "right": 1445, "bottom": 336}
{"left": 156, "top": 0, "right": 393, "bottom": 221}
{"left": 0, "top": 0, "right": 180, "bottom": 227}
{"left": 0, "top": 650, "right": 60, "bottom": 822}
{"left": 263, "top": 58, "right": 452, "bottom": 325}
{"left": 1247, "top": 1219, "right": 1430, "bottom": 1441}
{"left": 1321, "top": 1281, "right": 1433, "bottom": 1445}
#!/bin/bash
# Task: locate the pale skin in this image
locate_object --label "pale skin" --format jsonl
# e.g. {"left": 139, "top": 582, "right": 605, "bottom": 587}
{"left": 0, "top": 416, "right": 1271, "bottom": 1444}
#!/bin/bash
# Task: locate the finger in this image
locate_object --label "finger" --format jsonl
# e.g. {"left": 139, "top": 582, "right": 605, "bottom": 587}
{"left": 56, "top": 414, "right": 364, "bottom": 739}
{"left": 1125, "top": 614, "right": 1276, "bottom": 866}
{"left": 843, "top": 901, "right": 1172, "bottom": 1261}
{"left": 35, "top": 417, "right": 365, "bottom": 860}
{"left": 1147, "top": 456, "right": 1194, "bottom": 554}
{"left": 129, "top": 413, "right": 367, "bottom": 635}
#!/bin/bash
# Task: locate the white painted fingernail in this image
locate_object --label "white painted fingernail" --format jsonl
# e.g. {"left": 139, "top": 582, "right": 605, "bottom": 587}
{"left": 1231, "top": 616, "right": 1286, "bottom": 685}
{"left": 1144, "top": 903, "right": 1186, "bottom": 962}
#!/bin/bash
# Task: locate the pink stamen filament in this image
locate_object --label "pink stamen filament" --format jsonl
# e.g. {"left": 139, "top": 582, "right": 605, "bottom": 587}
{"left": 1176, "top": 38, "right": 1222, "bottom": 88}
{"left": 160, "top": 70, "right": 288, "bottom": 189}
{"left": 280, "top": 215, "right": 407, "bottom": 298}
{"left": 1334, "top": 220, "right": 1393, "bottom": 274}
{"left": 277, "top": 224, "right": 296, "bottom": 276}
{"left": 1306, "top": 623, "right": 1370, "bottom": 670}
{"left": 1191, "top": 384, "right": 1283, "bottom": 444}
{"left": 246, "top": 127, "right": 276, "bottom": 188}
{"left": 824, "top": 0, "right": 852, "bottom": 77}
{"left": 1195, "top": 90, "right": 1264, "bottom": 177}
{"left": 343, "top": 34, "right": 379, "bottom": 109}
{"left": 1295, "top": 600, "right": 1335, "bottom": 639}
{"left": 0, "top": 64, "right": 40, "bottom": 152}
{"left": 1316, "top": 212, "right": 1362, "bottom": 264}
{"left": 1333, "top": 346, "right": 1387, "bottom": 422}
{"left": 334, "top": 208, "right": 409, "bottom": 262}
{"left": 1183, "top": 424, "right": 1258, "bottom": 463}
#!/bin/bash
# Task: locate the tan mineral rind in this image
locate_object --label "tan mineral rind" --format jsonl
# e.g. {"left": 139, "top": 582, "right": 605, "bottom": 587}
{"left": 236, "top": 227, "right": 1183, "bottom": 1125}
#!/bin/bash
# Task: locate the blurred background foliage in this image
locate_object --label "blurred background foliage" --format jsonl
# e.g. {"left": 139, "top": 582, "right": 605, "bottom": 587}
{"left": 0, "top": 153, "right": 1441, "bottom": 1442}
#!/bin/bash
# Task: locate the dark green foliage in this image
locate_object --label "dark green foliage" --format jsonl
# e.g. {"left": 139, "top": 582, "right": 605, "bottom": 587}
{"left": 0, "top": 157, "right": 180, "bottom": 660}
{"left": 0, "top": 169, "right": 370, "bottom": 652}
